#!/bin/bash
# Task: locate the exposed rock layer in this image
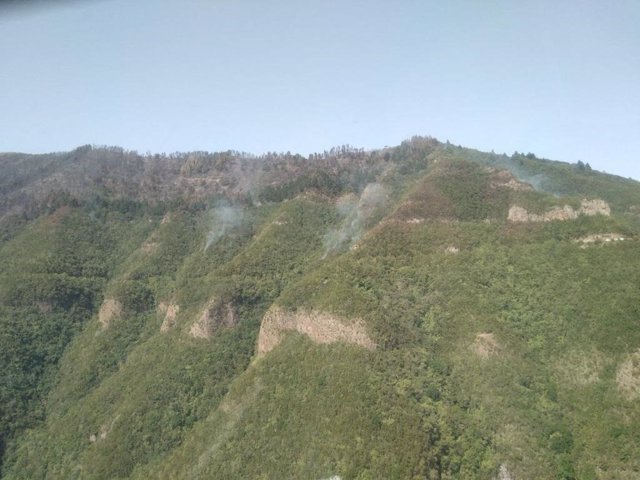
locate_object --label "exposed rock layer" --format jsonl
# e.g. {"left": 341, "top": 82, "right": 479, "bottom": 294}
{"left": 158, "top": 302, "right": 180, "bottom": 333}
{"left": 190, "top": 299, "right": 237, "bottom": 339}
{"left": 508, "top": 199, "right": 610, "bottom": 223}
{"left": 98, "top": 298, "right": 122, "bottom": 329}
{"left": 257, "top": 306, "right": 376, "bottom": 356}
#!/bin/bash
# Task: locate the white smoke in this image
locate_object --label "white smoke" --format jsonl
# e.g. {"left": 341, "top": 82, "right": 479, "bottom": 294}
{"left": 323, "top": 183, "right": 388, "bottom": 256}
{"left": 205, "top": 203, "right": 245, "bottom": 250}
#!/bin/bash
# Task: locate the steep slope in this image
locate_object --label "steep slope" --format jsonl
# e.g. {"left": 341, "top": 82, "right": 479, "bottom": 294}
{"left": 1, "top": 139, "right": 640, "bottom": 479}
{"left": 144, "top": 192, "right": 639, "bottom": 479}
{"left": 2, "top": 196, "right": 340, "bottom": 478}
{"left": 0, "top": 200, "right": 154, "bottom": 466}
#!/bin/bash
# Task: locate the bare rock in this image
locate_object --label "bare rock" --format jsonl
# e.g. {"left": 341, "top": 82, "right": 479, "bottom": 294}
{"left": 190, "top": 299, "right": 237, "bottom": 339}
{"left": 158, "top": 302, "right": 180, "bottom": 333}
{"left": 579, "top": 198, "right": 610, "bottom": 216}
{"left": 576, "top": 233, "right": 625, "bottom": 247}
{"left": 508, "top": 199, "right": 610, "bottom": 223}
{"left": 507, "top": 206, "right": 532, "bottom": 223}
{"left": 491, "top": 169, "right": 533, "bottom": 191}
{"left": 98, "top": 298, "right": 122, "bottom": 329}
{"left": 256, "top": 306, "right": 376, "bottom": 357}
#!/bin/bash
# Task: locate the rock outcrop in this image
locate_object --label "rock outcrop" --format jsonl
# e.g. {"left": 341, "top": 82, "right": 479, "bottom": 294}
{"left": 508, "top": 199, "right": 610, "bottom": 223}
{"left": 190, "top": 299, "right": 237, "bottom": 339}
{"left": 158, "top": 302, "right": 180, "bottom": 333}
{"left": 580, "top": 198, "right": 611, "bottom": 216}
{"left": 490, "top": 169, "right": 534, "bottom": 192}
{"left": 576, "top": 233, "right": 625, "bottom": 246}
{"left": 256, "top": 306, "right": 376, "bottom": 356}
{"left": 98, "top": 298, "right": 122, "bottom": 329}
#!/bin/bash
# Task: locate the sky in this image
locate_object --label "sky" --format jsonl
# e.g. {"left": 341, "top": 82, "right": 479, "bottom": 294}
{"left": 0, "top": 0, "right": 639, "bottom": 179}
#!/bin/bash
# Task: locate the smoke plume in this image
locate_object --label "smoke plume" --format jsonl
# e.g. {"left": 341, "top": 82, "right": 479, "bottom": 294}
{"left": 323, "top": 183, "right": 388, "bottom": 256}
{"left": 205, "top": 203, "right": 245, "bottom": 250}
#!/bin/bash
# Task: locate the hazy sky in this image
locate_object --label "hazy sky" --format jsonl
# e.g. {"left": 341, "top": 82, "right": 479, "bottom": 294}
{"left": 1, "top": 0, "right": 638, "bottom": 179}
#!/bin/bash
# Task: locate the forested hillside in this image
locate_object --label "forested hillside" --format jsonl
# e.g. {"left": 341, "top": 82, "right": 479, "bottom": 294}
{"left": 1, "top": 138, "right": 639, "bottom": 479}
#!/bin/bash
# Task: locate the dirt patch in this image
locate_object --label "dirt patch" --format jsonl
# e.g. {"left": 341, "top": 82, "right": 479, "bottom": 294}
{"left": 98, "top": 298, "right": 122, "bottom": 329}
{"left": 508, "top": 199, "right": 610, "bottom": 223}
{"left": 472, "top": 332, "right": 500, "bottom": 358}
{"left": 190, "top": 299, "right": 237, "bottom": 339}
{"left": 616, "top": 349, "right": 640, "bottom": 399}
{"left": 444, "top": 245, "right": 459, "bottom": 254}
{"left": 158, "top": 302, "right": 180, "bottom": 333}
{"left": 256, "top": 306, "right": 376, "bottom": 356}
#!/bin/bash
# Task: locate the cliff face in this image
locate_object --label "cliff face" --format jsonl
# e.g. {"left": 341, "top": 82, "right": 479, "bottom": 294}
{"left": 1, "top": 139, "right": 640, "bottom": 479}
{"left": 507, "top": 198, "right": 611, "bottom": 223}
{"left": 256, "top": 306, "right": 375, "bottom": 356}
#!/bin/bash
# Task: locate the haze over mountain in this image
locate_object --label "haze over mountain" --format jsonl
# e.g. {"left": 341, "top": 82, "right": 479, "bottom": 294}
{"left": 2, "top": 0, "right": 639, "bottom": 180}
{"left": 1, "top": 137, "right": 639, "bottom": 479}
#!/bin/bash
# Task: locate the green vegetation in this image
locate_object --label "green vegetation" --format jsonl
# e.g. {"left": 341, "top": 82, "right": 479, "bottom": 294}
{"left": 1, "top": 140, "right": 640, "bottom": 478}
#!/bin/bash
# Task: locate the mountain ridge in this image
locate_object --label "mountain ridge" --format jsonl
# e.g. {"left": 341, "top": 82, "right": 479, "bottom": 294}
{"left": 1, "top": 137, "right": 639, "bottom": 479}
